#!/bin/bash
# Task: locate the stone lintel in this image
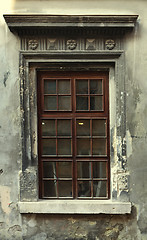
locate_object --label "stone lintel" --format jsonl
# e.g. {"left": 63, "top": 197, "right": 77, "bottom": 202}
{"left": 18, "top": 200, "right": 131, "bottom": 214}
{"left": 3, "top": 15, "right": 138, "bottom": 34}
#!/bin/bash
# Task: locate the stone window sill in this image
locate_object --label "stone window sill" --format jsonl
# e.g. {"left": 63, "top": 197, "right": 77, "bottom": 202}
{"left": 18, "top": 200, "right": 131, "bottom": 214}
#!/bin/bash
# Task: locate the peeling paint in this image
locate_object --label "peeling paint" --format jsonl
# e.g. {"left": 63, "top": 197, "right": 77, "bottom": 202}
{"left": 125, "top": 130, "right": 132, "bottom": 158}
{"left": 0, "top": 186, "right": 11, "bottom": 215}
{"left": 3, "top": 71, "right": 10, "bottom": 87}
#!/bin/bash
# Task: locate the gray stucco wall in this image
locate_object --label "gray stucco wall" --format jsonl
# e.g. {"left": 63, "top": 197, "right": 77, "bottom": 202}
{"left": 0, "top": 0, "right": 147, "bottom": 239}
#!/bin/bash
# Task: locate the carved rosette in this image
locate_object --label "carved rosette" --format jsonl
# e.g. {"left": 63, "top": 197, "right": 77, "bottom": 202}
{"left": 66, "top": 39, "right": 77, "bottom": 50}
{"left": 28, "top": 40, "right": 39, "bottom": 50}
{"left": 105, "top": 39, "right": 115, "bottom": 50}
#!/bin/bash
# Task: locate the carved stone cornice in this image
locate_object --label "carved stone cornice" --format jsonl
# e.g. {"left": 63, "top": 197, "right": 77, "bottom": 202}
{"left": 4, "top": 14, "right": 138, "bottom": 35}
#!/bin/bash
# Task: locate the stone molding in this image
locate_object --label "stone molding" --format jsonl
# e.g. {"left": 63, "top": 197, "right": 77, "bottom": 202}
{"left": 4, "top": 14, "right": 138, "bottom": 27}
{"left": 4, "top": 14, "right": 138, "bottom": 35}
{"left": 18, "top": 201, "right": 131, "bottom": 214}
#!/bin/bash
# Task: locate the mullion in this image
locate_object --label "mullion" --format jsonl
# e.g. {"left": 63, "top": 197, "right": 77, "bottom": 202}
{"left": 56, "top": 161, "right": 59, "bottom": 198}
{"left": 90, "top": 162, "right": 93, "bottom": 197}
{"left": 88, "top": 79, "right": 90, "bottom": 111}
{"left": 102, "top": 79, "right": 104, "bottom": 111}
{"left": 56, "top": 79, "right": 59, "bottom": 110}
{"left": 90, "top": 119, "right": 92, "bottom": 156}
{"left": 55, "top": 119, "right": 57, "bottom": 156}
{"left": 42, "top": 161, "right": 45, "bottom": 197}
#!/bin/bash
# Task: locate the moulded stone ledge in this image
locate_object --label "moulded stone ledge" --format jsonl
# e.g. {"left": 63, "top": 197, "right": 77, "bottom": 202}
{"left": 18, "top": 200, "right": 131, "bottom": 214}
{"left": 3, "top": 14, "right": 138, "bottom": 35}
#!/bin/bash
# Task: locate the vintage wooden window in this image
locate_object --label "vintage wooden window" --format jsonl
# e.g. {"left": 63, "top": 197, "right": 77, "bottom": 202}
{"left": 38, "top": 71, "right": 110, "bottom": 199}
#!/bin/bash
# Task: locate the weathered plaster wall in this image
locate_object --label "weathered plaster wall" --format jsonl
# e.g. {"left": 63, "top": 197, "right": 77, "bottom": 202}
{"left": 0, "top": 0, "right": 147, "bottom": 239}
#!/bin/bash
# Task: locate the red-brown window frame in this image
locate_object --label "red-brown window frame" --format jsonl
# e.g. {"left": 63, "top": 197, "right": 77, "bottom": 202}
{"left": 37, "top": 71, "right": 110, "bottom": 199}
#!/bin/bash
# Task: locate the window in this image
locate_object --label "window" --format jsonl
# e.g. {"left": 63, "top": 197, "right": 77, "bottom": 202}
{"left": 38, "top": 71, "right": 110, "bottom": 199}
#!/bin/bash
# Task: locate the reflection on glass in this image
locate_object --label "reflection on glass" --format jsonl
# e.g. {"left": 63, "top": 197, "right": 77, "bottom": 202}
{"left": 78, "top": 181, "right": 91, "bottom": 197}
{"left": 93, "top": 162, "right": 106, "bottom": 178}
{"left": 90, "top": 80, "right": 98, "bottom": 94}
{"left": 77, "top": 139, "right": 90, "bottom": 155}
{"left": 76, "top": 96, "right": 88, "bottom": 110}
{"left": 44, "top": 180, "right": 57, "bottom": 197}
{"left": 58, "top": 80, "right": 70, "bottom": 94}
{"left": 58, "top": 181, "right": 72, "bottom": 197}
{"left": 42, "top": 120, "right": 55, "bottom": 136}
{"left": 58, "top": 162, "right": 72, "bottom": 178}
{"left": 43, "top": 162, "right": 56, "bottom": 178}
{"left": 58, "top": 139, "right": 71, "bottom": 155}
{"left": 76, "top": 80, "right": 88, "bottom": 94}
{"left": 76, "top": 120, "right": 90, "bottom": 136}
{"left": 93, "top": 181, "right": 107, "bottom": 197}
{"left": 90, "top": 79, "right": 102, "bottom": 94}
{"left": 44, "top": 79, "right": 56, "bottom": 94}
{"left": 44, "top": 96, "right": 57, "bottom": 110}
{"left": 77, "top": 162, "right": 91, "bottom": 178}
{"left": 42, "top": 139, "right": 56, "bottom": 155}
{"left": 92, "top": 139, "right": 106, "bottom": 155}
{"left": 57, "top": 120, "right": 71, "bottom": 136}
{"left": 58, "top": 96, "right": 71, "bottom": 110}
{"left": 92, "top": 119, "right": 106, "bottom": 136}
{"left": 90, "top": 96, "right": 103, "bottom": 110}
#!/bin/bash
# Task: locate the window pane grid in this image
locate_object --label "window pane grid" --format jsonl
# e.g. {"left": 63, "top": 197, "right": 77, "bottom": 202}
{"left": 76, "top": 119, "right": 107, "bottom": 156}
{"left": 76, "top": 161, "right": 108, "bottom": 198}
{"left": 43, "top": 78, "right": 71, "bottom": 111}
{"left": 76, "top": 79, "right": 104, "bottom": 111}
{"left": 42, "top": 161, "right": 73, "bottom": 198}
{"left": 41, "top": 119, "right": 72, "bottom": 156}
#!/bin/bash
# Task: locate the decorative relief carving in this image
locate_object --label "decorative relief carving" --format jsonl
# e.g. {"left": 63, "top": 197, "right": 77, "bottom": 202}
{"left": 21, "top": 37, "right": 120, "bottom": 51}
{"left": 105, "top": 39, "right": 115, "bottom": 50}
{"left": 47, "top": 39, "right": 57, "bottom": 50}
{"left": 28, "top": 40, "right": 39, "bottom": 50}
{"left": 66, "top": 39, "right": 77, "bottom": 50}
{"left": 86, "top": 39, "right": 96, "bottom": 50}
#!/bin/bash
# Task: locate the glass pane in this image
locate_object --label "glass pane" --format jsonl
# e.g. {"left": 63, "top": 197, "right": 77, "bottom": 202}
{"left": 58, "top": 96, "right": 71, "bottom": 110}
{"left": 78, "top": 181, "right": 91, "bottom": 197}
{"left": 58, "top": 181, "right": 72, "bottom": 197}
{"left": 57, "top": 120, "right": 71, "bottom": 136}
{"left": 93, "top": 181, "right": 107, "bottom": 197}
{"left": 92, "top": 139, "right": 106, "bottom": 156}
{"left": 90, "top": 79, "right": 102, "bottom": 94}
{"left": 76, "top": 80, "right": 88, "bottom": 94}
{"left": 90, "top": 96, "right": 103, "bottom": 110}
{"left": 58, "top": 139, "right": 71, "bottom": 155}
{"left": 58, "top": 162, "right": 72, "bottom": 178}
{"left": 42, "top": 139, "right": 56, "bottom": 155}
{"left": 76, "top": 119, "right": 90, "bottom": 136}
{"left": 42, "top": 120, "right": 55, "bottom": 136}
{"left": 44, "top": 79, "right": 56, "bottom": 94}
{"left": 77, "top": 162, "right": 91, "bottom": 178}
{"left": 77, "top": 139, "right": 90, "bottom": 155}
{"left": 44, "top": 180, "right": 57, "bottom": 197}
{"left": 93, "top": 162, "right": 106, "bottom": 178}
{"left": 92, "top": 119, "right": 106, "bottom": 136}
{"left": 58, "top": 79, "right": 70, "bottom": 94}
{"left": 76, "top": 96, "right": 88, "bottom": 110}
{"left": 43, "top": 162, "right": 57, "bottom": 178}
{"left": 44, "top": 96, "right": 57, "bottom": 110}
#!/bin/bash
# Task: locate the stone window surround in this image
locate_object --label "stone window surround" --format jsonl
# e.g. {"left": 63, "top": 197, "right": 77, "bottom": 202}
{"left": 4, "top": 14, "right": 138, "bottom": 214}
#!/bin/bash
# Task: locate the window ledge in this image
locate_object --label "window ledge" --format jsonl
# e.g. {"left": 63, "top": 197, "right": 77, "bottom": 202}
{"left": 18, "top": 200, "right": 131, "bottom": 214}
